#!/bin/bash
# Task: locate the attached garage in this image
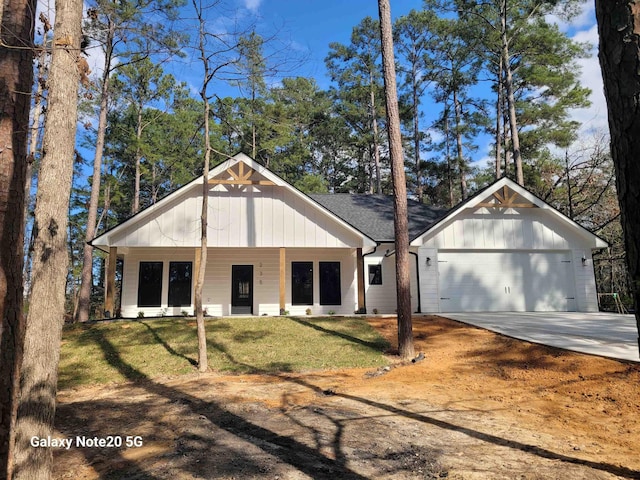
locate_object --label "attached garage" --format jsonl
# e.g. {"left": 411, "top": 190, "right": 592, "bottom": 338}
{"left": 413, "top": 178, "right": 608, "bottom": 314}
{"left": 437, "top": 250, "right": 577, "bottom": 312}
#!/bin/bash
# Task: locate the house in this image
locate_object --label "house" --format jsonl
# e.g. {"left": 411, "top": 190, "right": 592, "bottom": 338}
{"left": 90, "top": 152, "right": 608, "bottom": 318}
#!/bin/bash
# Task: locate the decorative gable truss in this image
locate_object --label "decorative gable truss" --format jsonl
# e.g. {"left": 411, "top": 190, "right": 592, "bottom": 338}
{"left": 209, "top": 162, "right": 276, "bottom": 187}
{"left": 475, "top": 185, "right": 537, "bottom": 209}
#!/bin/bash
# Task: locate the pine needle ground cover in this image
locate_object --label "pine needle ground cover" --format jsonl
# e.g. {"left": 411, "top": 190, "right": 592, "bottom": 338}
{"left": 58, "top": 316, "right": 390, "bottom": 389}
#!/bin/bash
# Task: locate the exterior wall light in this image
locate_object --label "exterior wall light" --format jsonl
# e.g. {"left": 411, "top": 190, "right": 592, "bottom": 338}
{"left": 581, "top": 255, "right": 587, "bottom": 266}
{"left": 426, "top": 257, "right": 431, "bottom": 266}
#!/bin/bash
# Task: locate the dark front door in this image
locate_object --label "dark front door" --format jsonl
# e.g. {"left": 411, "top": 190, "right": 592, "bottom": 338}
{"left": 231, "top": 265, "right": 253, "bottom": 314}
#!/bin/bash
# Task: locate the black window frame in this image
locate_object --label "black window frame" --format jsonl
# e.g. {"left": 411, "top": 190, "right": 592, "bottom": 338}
{"left": 168, "top": 261, "right": 193, "bottom": 307}
{"left": 137, "top": 261, "right": 163, "bottom": 307}
{"left": 291, "top": 261, "right": 313, "bottom": 305}
{"left": 368, "top": 264, "right": 382, "bottom": 285}
{"left": 319, "top": 261, "right": 341, "bottom": 306}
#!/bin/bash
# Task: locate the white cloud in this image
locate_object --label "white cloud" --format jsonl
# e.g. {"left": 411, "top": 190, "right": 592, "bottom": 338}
{"left": 568, "top": 24, "right": 609, "bottom": 136}
{"left": 543, "top": 1, "right": 609, "bottom": 137}
{"left": 243, "top": 0, "right": 262, "bottom": 13}
{"left": 545, "top": 0, "right": 594, "bottom": 33}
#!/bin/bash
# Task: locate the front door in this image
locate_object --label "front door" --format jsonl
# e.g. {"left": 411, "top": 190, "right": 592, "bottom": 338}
{"left": 231, "top": 265, "right": 253, "bottom": 314}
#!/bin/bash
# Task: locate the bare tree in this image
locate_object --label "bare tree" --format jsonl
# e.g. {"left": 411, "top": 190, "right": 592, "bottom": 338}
{"left": 378, "top": 0, "right": 414, "bottom": 360}
{"left": 595, "top": 1, "right": 640, "bottom": 354}
{"left": 0, "top": 0, "right": 35, "bottom": 475}
{"left": 192, "top": 0, "right": 212, "bottom": 372}
{"left": 190, "top": 0, "right": 242, "bottom": 371}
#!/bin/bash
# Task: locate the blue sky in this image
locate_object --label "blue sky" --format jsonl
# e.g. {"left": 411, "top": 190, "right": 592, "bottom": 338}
{"left": 77, "top": 0, "right": 606, "bottom": 168}
{"left": 243, "top": 0, "right": 424, "bottom": 87}
{"left": 163, "top": 0, "right": 424, "bottom": 94}
{"left": 190, "top": 0, "right": 606, "bottom": 165}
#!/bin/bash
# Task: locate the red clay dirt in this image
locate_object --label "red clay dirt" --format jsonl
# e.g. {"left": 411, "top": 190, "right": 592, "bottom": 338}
{"left": 52, "top": 315, "right": 640, "bottom": 479}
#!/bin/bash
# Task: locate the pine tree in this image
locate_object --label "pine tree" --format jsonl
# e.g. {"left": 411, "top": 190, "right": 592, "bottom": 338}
{"left": 0, "top": 0, "right": 35, "bottom": 474}
{"left": 12, "top": 0, "right": 83, "bottom": 476}
{"left": 326, "top": 17, "right": 386, "bottom": 194}
{"left": 378, "top": 0, "right": 414, "bottom": 360}
{"left": 595, "top": 0, "right": 640, "bottom": 354}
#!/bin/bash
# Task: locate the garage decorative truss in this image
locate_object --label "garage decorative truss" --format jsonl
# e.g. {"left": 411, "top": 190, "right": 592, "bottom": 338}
{"left": 208, "top": 162, "right": 276, "bottom": 187}
{"left": 476, "top": 185, "right": 537, "bottom": 209}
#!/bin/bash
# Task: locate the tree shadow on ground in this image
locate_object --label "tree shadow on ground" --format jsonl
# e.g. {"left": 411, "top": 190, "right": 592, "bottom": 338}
{"left": 65, "top": 328, "right": 370, "bottom": 479}
{"left": 289, "top": 316, "right": 390, "bottom": 351}
{"left": 56, "top": 325, "right": 640, "bottom": 480}
{"left": 140, "top": 321, "right": 197, "bottom": 366}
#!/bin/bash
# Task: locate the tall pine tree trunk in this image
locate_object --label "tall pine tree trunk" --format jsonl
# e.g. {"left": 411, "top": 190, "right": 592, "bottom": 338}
{"left": 370, "top": 76, "right": 382, "bottom": 194}
{"left": 453, "top": 88, "right": 467, "bottom": 199}
{"left": 495, "top": 56, "right": 503, "bottom": 179}
{"left": 412, "top": 71, "right": 423, "bottom": 203}
{"left": 76, "top": 20, "right": 115, "bottom": 322}
{"left": 378, "top": 0, "right": 414, "bottom": 360}
{"left": 195, "top": 91, "right": 209, "bottom": 373}
{"left": 444, "top": 107, "right": 454, "bottom": 207}
{"left": 13, "top": 0, "right": 82, "bottom": 476}
{"left": 595, "top": 0, "right": 640, "bottom": 355}
{"left": 501, "top": 0, "right": 524, "bottom": 186}
{"left": 0, "top": 0, "right": 35, "bottom": 474}
{"left": 133, "top": 104, "right": 143, "bottom": 214}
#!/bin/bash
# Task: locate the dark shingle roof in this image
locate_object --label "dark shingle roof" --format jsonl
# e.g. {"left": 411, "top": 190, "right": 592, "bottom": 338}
{"left": 309, "top": 194, "right": 448, "bottom": 243}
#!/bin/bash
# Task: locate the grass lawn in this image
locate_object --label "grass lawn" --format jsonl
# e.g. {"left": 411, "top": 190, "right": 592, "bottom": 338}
{"left": 58, "top": 316, "right": 390, "bottom": 389}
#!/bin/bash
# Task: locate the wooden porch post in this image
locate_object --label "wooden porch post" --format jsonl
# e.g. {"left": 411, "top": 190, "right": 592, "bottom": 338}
{"left": 105, "top": 247, "right": 117, "bottom": 317}
{"left": 279, "top": 247, "right": 286, "bottom": 315}
{"left": 357, "top": 247, "right": 366, "bottom": 313}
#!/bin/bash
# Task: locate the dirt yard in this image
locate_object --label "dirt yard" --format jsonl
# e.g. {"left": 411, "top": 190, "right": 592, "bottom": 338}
{"left": 53, "top": 315, "right": 640, "bottom": 479}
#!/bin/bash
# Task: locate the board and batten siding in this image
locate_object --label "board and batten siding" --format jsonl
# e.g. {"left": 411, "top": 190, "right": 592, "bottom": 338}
{"left": 120, "top": 247, "right": 358, "bottom": 318}
{"left": 572, "top": 249, "right": 599, "bottom": 312}
{"left": 363, "top": 244, "right": 419, "bottom": 314}
{"left": 109, "top": 185, "right": 363, "bottom": 249}
{"left": 421, "top": 208, "right": 588, "bottom": 250}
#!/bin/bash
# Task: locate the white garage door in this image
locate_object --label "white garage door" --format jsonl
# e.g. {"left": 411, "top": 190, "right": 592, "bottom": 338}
{"left": 438, "top": 251, "right": 576, "bottom": 312}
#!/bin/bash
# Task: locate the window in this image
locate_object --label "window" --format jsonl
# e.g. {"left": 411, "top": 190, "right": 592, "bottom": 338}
{"left": 369, "top": 264, "right": 382, "bottom": 285}
{"left": 168, "top": 262, "right": 192, "bottom": 307}
{"left": 292, "top": 262, "right": 313, "bottom": 305}
{"left": 319, "top": 261, "right": 341, "bottom": 305}
{"left": 138, "top": 262, "right": 163, "bottom": 307}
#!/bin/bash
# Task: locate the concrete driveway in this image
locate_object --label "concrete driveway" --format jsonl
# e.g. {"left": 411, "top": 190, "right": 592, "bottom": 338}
{"left": 440, "top": 312, "right": 639, "bottom": 362}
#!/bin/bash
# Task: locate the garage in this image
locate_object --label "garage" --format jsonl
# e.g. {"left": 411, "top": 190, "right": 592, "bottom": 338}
{"left": 412, "top": 178, "right": 608, "bottom": 314}
{"left": 437, "top": 250, "right": 577, "bottom": 312}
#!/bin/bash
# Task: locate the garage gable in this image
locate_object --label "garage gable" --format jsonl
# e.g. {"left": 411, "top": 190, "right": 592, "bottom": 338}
{"left": 411, "top": 177, "right": 608, "bottom": 251}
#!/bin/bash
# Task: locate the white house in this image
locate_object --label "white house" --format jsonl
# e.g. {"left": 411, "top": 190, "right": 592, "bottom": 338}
{"left": 90, "top": 153, "right": 608, "bottom": 318}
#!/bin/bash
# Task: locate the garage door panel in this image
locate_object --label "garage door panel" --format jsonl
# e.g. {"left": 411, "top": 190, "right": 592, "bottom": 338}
{"left": 438, "top": 251, "right": 576, "bottom": 312}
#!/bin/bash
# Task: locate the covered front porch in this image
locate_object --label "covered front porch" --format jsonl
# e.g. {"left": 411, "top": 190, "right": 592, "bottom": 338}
{"left": 104, "top": 246, "right": 368, "bottom": 318}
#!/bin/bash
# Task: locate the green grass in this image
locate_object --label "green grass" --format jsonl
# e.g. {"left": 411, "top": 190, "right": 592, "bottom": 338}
{"left": 58, "top": 316, "right": 390, "bottom": 389}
